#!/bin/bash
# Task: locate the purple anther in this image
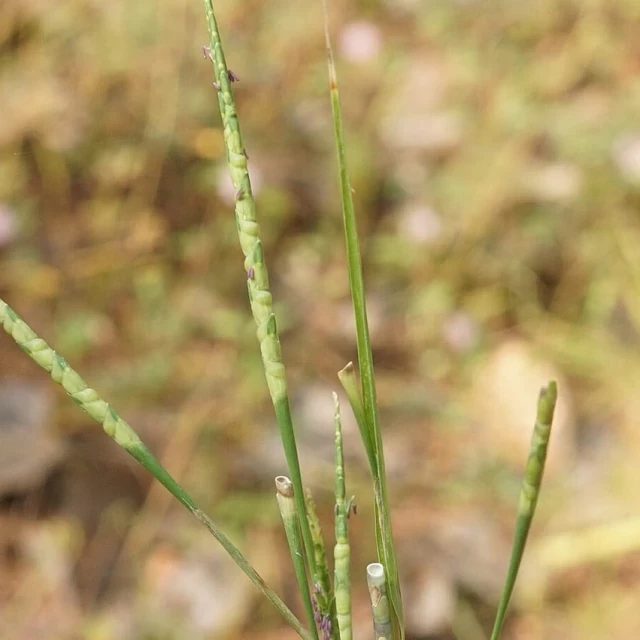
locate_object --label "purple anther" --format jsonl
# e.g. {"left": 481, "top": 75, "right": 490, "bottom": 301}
{"left": 235, "top": 188, "right": 243, "bottom": 201}
{"left": 247, "top": 266, "right": 255, "bottom": 280}
{"left": 320, "top": 615, "right": 332, "bottom": 640}
{"left": 227, "top": 69, "right": 240, "bottom": 82}
{"left": 212, "top": 81, "right": 220, "bottom": 91}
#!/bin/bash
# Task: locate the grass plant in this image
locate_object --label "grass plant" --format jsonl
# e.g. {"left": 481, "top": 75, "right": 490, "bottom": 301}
{"left": 322, "top": 4, "right": 404, "bottom": 635}
{"left": 0, "top": 1, "right": 562, "bottom": 639}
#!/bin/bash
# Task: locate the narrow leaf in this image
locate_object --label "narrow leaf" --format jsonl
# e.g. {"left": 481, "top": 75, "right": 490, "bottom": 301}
{"left": 322, "top": 3, "right": 404, "bottom": 636}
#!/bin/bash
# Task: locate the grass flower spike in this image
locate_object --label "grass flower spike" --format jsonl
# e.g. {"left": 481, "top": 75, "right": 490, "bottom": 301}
{"left": 0, "top": 298, "right": 311, "bottom": 639}
{"left": 202, "top": 0, "right": 317, "bottom": 587}
{"left": 490, "top": 381, "right": 558, "bottom": 640}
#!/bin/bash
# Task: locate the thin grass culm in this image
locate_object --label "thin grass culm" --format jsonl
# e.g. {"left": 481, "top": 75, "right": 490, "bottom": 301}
{"left": 367, "top": 563, "right": 392, "bottom": 640}
{"left": 490, "top": 381, "right": 558, "bottom": 640}
{"left": 322, "top": 2, "right": 404, "bottom": 637}
{"left": 0, "top": 299, "right": 312, "bottom": 640}
{"left": 201, "top": 0, "right": 318, "bottom": 607}
{"left": 332, "top": 393, "right": 353, "bottom": 640}
{"left": 276, "top": 477, "right": 319, "bottom": 638}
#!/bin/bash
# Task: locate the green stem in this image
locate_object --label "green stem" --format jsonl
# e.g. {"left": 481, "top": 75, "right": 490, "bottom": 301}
{"left": 276, "top": 477, "right": 320, "bottom": 640}
{"left": 0, "top": 297, "right": 311, "bottom": 640}
{"left": 322, "top": 4, "right": 403, "bottom": 637}
{"left": 366, "top": 563, "right": 392, "bottom": 640}
{"left": 489, "top": 382, "right": 558, "bottom": 640}
{"left": 202, "top": 0, "right": 317, "bottom": 587}
{"left": 333, "top": 393, "right": 352, "bottom": 640}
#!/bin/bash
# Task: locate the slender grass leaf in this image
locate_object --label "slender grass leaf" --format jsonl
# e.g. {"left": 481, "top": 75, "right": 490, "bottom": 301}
{"left": 322, "top": 4, "right": 404, "bottom": 637}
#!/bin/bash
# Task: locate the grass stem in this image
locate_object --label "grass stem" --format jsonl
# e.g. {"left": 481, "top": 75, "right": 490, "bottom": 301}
{"left": 333, "top": 393, "right": 352, "bottom": 640}
{"left": 276, "top": 477, "right": 320, "bottom": 640}
{"left": 366, "top": 563, "right": 393, "bottom": 640}
{"left": 322, "top": 3, "right": 403, "bottom": 636}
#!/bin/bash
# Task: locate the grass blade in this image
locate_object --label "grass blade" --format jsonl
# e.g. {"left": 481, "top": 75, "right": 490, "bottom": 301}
{"left": 337, "top": 362, "right": 375, "bottom": 472}
{"left": 0, "top": 297, "right": 311, "bottom": 640}
{"left": 489, "top": 381, "right": 558, "bottom": 640}
{"left": 201, "top": 0, "right": 317, "bottom": 588}
{"left": 322, "top": 4, "right": 404, "bottom": 637}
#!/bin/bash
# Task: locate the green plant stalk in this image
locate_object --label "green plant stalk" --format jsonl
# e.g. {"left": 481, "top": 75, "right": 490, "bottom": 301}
{"left": 333, "top": 393, "right": 352, "bottom": 640}
{"left": 276, "top": 477, "right": 320, "bottom": 640}
{"left": 490, "top": 381, "right": 558, "bottom": 640}
{"left": 305, "top": 489, "right": 338, "bottom": 639}
{"left": 0, "top": 298, "right": 311, "bottom": 640}
{"left": 366, "top": 563, "right": 392, "bottom": 640}
{"left": 202, "top": 0, "right": 317, "bottom": 585}
{"left": 322, "top": 5, "right": 403, "bottom": 637}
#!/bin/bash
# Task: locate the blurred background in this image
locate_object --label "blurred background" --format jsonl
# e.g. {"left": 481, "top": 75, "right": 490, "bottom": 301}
{"left": 2, "top": 0, "right": 640, "bottom": 638}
